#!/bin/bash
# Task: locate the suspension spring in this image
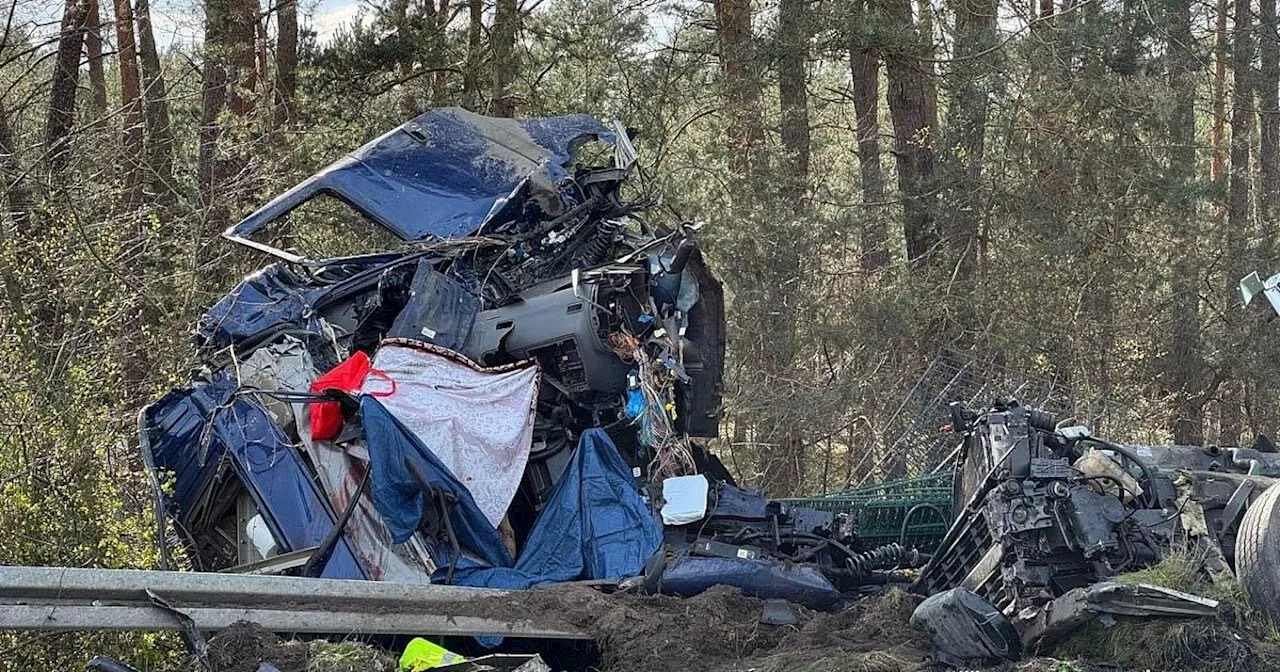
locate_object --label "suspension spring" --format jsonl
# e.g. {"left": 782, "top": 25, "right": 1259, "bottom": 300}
{"left": 847, "top": 542, "right": 921, "bottom": 574}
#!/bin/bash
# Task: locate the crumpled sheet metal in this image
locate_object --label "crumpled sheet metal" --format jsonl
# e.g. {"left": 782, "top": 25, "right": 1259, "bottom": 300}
{"left": 228, "top": 108, "right": 614, "bottom": 244}
{"left": 142, "top": 375, "right": 366, "bottom": 579}
{"left": 364, "top": 340, "right": 538, "bottom": 528}
{"left": 658, "top": 555, "right": 843, "bottom": 609}
{"left": 196, "top": 264, "right": 323, "bottom": 353}
{"left": 1016, "top": 581, "right": 1220, "bottom": 649}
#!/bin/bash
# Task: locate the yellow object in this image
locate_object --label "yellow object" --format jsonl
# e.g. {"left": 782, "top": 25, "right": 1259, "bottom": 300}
{"left": 399, "top": 637, "right": 466, "bottom": 671}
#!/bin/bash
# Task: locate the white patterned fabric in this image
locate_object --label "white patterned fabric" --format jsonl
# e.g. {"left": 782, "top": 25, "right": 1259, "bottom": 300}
{"left": 364, "top": 341, "right": 539, "bottom": 528}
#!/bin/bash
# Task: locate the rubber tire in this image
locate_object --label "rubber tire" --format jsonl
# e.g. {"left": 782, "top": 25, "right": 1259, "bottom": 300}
{"left": 1236, "top": 481, "right": 1280, "bottom": 623}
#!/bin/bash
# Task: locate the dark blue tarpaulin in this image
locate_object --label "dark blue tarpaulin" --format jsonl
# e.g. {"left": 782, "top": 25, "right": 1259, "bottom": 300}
{"left": 143, "top": 377, "right": 367, "bottom": 579}
{"left": 361, "top": 397, "right": 661, "bottom": 588}
{"left": 229, "top": 109, "right": 613, "bottom": 244}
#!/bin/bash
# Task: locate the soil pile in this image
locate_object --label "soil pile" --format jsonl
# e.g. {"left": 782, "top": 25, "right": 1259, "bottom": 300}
{"left": 206, "top": 622, "right": 308, "bottom": 672}
{"left": 204, "top": 623, "right": 394, "bottom": 672}
{"left": 473, "top": 585, "right": 933, "bottom": 672}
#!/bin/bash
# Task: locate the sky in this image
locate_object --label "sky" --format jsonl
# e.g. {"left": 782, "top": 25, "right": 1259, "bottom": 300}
{"left": 12, "top": 0, "right": 365, "bottom": 49}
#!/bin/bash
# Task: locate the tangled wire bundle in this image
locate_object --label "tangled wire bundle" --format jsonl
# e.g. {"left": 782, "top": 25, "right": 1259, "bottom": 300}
{"left": 609, "top": 332, "right": 696, "bottom": 482}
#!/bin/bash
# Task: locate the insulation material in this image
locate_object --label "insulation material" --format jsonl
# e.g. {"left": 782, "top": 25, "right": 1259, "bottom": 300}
{"left": 245, "top": 339, "right": 434, "bottom": 582}
{"left": 364, "top": 340, "right": 539, "bottom": 528}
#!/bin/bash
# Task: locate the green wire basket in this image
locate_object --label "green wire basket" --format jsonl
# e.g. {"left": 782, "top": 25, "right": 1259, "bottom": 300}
{"left": 783, "top": 470, "right": 955, "bottom": 551}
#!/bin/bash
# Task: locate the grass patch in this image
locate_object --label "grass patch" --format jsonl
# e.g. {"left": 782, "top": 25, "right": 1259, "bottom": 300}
{"left": 307, "top": 640, "right": 395, "bottom": 672}
{"left": 1050, "top": 548, "right": 1280, "bottom": 671}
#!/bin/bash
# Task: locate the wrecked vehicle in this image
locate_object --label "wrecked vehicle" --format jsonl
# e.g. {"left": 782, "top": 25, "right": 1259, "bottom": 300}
{"left": 139, "top": 109, "right": 909, "bottom": 605}
{"left": 910, "top": 398, "right": 1280, "bottom": 665}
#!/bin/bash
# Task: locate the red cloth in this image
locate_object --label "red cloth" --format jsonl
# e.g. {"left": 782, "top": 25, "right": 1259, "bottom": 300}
{"left": 310, "top": 352, "right": 395, "bottom": 440}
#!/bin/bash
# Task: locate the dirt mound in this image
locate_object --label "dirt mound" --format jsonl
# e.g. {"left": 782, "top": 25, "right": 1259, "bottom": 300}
{"left": 206, "top": 621, "right": 308, "bottom": 672}
{"left": 475, "top": 584, "right": 932, "bottom": 672}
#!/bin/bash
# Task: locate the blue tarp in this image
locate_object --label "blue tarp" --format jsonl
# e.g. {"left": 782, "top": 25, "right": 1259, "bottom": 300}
{"left": 361, "top": 397, "right": 514, "bottom": 567}
{"left": 361, "top": 397, "right": 661, "bottom": 588}
{"left": 143, "top": 377, "right": 367, "bottom": 579}
{"left": 229, "top": 109, "right": 613, "bottom": 244}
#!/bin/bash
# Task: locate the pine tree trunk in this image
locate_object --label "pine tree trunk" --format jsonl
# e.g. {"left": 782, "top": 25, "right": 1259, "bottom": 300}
{"left": 777, "top": 0, "right": 810, "bottom": 196}
{"left": 491, "top": 0, "right": 519, "bottom": 116}
{"left": 1212, "top": 0, "right": 1228, "bottom": 184}
{"left": 113, "top": 0, "right": 144, "bottom": 203}
{"left": 226, "top": 0, "right": 258, "bottom": 118}
{"left": 135, "top": 0, "right": 174, "bottom": 193}
{"left": 199, "top": 0, "right": 231, "bottom": 200}
{"left": 883, "top": 0, "right": 937, "bottom": 262}
{"left": 274, "top": 0, "right": 298, "bottom": 127}
{"left": 1229, "top": 0, "right": 1254, "bottom": 242}
{"left": 433, "top": 0, "right": 451, "bottom": 102}
{"left": 944, "top": 0, "right": 996, "bottom": 277}
{"left": 916, "top": 0, "right": 939, "bottom": 137}
{"left": 0, "top": 95, "right": 34, "bottom": 342}
{"left": 1260, "top": 0, "right": 1280, "bottom": 246}
{"left": 84, "top": 0, "right": 107, "bottom": 118}
{"left": 463, "top": 0, "right": 483, "bottom": 110}
{"left": 199, "top": 0, "right": 256, "bottom": 202}
{"left": 713, "top": 0, "right": 766, "bottom": 191}
{"left": 851, "top": 45, "right": 888, "bottom": 270}
{"left": 1167, "top": 0, "right": 1204, "bottom": 444}
{"left": 46, "top": 0, "right": 90, "bottom": 176}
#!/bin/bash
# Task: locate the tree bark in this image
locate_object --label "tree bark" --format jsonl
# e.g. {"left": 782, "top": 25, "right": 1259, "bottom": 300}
{"left": 713, "top": 0, "right": 766, "bottom": 190}
{"left": 199, "top": 0, "right": 230, "bottom": 200}
{"left": 943, "top": 0, "right": 997, "bottom": 277}
{"left": 851, "top": 0, "right": 888, "bottom": 271}
{"left": 433, "top": 0, "right": 452, "bottom": 102}
{"left": 226, "top": 0, "right": 258, "bottom": 118}
{"left": 0, "top": 94, "right": 35, "bottom": 343}
{"left": 84, "top": 0, "right": 107, "bottom": 118}
{"left": 1166, "top": 0, "right": 1204, "bottom": 444}
{"left": 1261, "top": 0, "right": 1280, "bottom": 246}
{"left": 916, "top": 0, "right": 939, "bottom": 137}
{"left": 45, "top": 0, "right": 90, "bottom": 176}
{"left": 463, "top": 0, "right": 483, "bottom": 110}
{"left": 135, "top": 0, "right": 174, "bottom": 189}
{"left": 113, "top": 0, "right": 144, "bottom": 203}
{"left": 491, "top": 0, "right": 519, "bottom": 116}
{"left": 883, "top": 0, "right": 938, "bottom": 262}
{"left": 198, "top": 0, "right": 256, "bottom": 201}
{"left": 1212, "top": 0, "right": 1228, "bottom": 184}
{"left": 1229, "top": 0, "right": 1254, "bottom": 242}
{"left": 777, "top": 0, "right": 811, "bottom": 197}
{"left": 274, "top": 0, "right": 298, "bottom": 127}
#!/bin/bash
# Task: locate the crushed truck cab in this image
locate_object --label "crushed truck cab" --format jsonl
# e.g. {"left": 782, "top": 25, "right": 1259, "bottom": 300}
{"left": 139, "top": 109, "right": 901, "bottom": 605}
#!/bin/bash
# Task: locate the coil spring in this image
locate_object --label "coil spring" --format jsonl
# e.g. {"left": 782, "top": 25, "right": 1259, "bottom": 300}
{"left": 574, "top": 218, "right": 624, "bottom": 268}
{"left": 847, "top": 542, "right": 921, "bottom": 574}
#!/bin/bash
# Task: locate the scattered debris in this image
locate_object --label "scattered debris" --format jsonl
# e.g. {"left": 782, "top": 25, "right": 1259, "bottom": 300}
{"left": 910, "top": 399, "right": 1280, "bottom": 668}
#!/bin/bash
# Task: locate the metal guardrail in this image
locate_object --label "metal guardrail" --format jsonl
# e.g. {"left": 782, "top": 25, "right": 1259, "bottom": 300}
{"left": 0, "top": 566, "right": 588, "bottom": 639}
